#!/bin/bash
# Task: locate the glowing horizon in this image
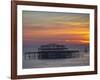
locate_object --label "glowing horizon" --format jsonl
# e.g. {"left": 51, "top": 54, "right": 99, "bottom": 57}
{"left": 23, "top": 11, "right": 90, "bottom": 46}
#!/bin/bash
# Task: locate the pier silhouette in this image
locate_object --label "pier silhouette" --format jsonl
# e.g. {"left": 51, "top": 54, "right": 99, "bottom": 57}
{"left": 24, "top": 44, "right": 79, "bottom": 60}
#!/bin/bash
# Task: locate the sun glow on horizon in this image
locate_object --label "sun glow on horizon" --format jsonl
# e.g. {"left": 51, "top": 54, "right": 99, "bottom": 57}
{"left": 23, "top": 11, "right": 90, "bottom": 45}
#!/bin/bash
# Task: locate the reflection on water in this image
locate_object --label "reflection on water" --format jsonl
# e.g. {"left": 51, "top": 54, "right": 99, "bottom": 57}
{"left": 23, "top": 52, "right": 89, "bottom": 69}
{"left": 23, "top": 44, "right": 89, "bottom": 69}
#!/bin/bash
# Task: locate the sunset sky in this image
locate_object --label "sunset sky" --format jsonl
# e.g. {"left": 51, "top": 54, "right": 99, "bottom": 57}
{"left": 22, "top": 11, "right": 90, "bottom": 48}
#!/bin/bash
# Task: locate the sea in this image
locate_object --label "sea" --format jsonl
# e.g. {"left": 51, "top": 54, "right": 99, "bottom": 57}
{"left": 22, "top": 52, "right": 89, "bottom": 69}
